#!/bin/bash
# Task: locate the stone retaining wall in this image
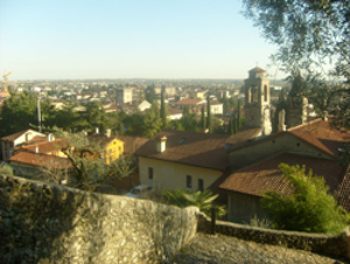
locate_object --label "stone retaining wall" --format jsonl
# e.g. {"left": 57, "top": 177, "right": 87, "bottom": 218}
{"left": 0, "top": 175, "right": 198, "bottom": 264}
{"left": 198, "top": 213, "right": 350, "bottom": 260}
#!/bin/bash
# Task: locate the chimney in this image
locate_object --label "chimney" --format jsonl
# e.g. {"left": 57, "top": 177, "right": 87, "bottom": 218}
{"left": 105, "top": 128, "right": 112, "bottom": 138}
{"left": 156, "top": 136, "right": 167, "bottom": 153}
{"left": 95, "top": 127, "right": 100, "bottom": 135}
{"left": 47, "top": 133, "right": 55, "bottom": 142}
{"left": 323, "top": 111, "right": 328, "bottom": 122}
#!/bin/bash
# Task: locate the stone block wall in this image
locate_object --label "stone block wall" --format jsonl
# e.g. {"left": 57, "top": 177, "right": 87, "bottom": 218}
{"left": 198, "top": 213, "right": 350, "bottom": 260}
{"left": 0, "top": 175, "right": 198, "bottom": 264}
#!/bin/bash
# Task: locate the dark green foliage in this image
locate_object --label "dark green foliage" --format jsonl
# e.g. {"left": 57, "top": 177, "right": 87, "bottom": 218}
{"left": 145, "top": 84, "right": 157, "bottom": 103}
{"left": 244, "top": 0, "right": 350, "bottom": 80}
{"left": 244, "top": 0, "right": 350, "bottom": 127}
{"left": 262, "top": 164, "right": 349, "bottom": 233}
{"left": 123, "top": 104, "right": 162, "bottom": 138}
{"left": 180, "top": 106, "right": 198, "bottom": 132}
{"left": 142, "top": 103, "right": 162, "bottom": 138}
{"left": 0, "top": 92, "right": 48, "bottom": 136}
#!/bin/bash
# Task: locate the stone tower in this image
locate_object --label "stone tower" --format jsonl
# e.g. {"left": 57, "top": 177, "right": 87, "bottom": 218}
{"left": 285, "top": 74, "right": 308, "bottom": 128}
{"left": 244, "top": 67, "right": 272, "bottom": 135}
{"left": 286, "top": 96, "right": 308, "bottom": 128}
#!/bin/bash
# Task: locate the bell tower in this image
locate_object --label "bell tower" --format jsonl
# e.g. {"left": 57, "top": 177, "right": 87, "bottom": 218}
{"left": 244, "top": 67, "right": 272, "bottom": 135}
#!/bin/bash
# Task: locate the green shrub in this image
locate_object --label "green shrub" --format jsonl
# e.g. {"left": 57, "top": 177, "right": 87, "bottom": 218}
{"left": 163, "top": 190, "right": 226, "bottom": 218}
{"left": 0, "top": 164, "right": 14, "bottom": 176}
{"left": 262, "top": 163, "right": 349, "bottom": 234}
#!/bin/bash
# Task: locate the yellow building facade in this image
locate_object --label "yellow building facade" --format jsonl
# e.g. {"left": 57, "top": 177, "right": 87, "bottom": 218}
{"left": 139, "top": 157, "right": 222, "bottom": 191}
{"left": 103, "top": 138, "right": 124, "bottom": 165}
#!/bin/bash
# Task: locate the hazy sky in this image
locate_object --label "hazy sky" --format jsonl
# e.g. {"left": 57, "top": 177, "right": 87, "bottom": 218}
{"left": 0, "top": 0, "right": 281, "bottom": 80}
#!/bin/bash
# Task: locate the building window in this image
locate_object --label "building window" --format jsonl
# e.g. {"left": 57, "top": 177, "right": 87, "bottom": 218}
{"left": 186, "top": 175, "right": 192, "bottom": 189}
{"left": 198, "top": 178, "right": 204, "bottom": 192}
{"left": 148, "top": 167, "right": 153, "bottom": 180}
{"left": 264, "top": 85, "right": 268, "bottom": 102}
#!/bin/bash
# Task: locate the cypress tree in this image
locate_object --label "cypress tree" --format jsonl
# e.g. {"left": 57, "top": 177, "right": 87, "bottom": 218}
{"left": 160, "top": 86, "right": 167, "bottom": 128}
{"left": 200, "top": 106, "right": 206, "bottom": 131}
{"left": 223, "top": 92, "right": 228, "bottom": 114}
{"left": 236, "top": 100, "right": 241, "bottom": 131}
{"left": 206, "top": 95, "right": 211, "bottom": 132}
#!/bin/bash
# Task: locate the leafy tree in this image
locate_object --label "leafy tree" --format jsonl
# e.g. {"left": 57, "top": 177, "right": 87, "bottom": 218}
{"left": 163, "top": 190, "right": 226, "bottom": 218}
{"left": 0, "top": 164, "right": 14, "bottom": 177}
{"left": 123, "top": 113, "right": 145, "bottom": 136}
{"left": 244, "top": 0, "right": 350, "bottom": 80}
{"left": 0, "top": 92, "right": 50, "bottom": 136}
{"left": 180, "top": 107, "right": 198, "bottom": 132}
{"left": 143, "top": 103, "right": 162, "bottom": 137}
{"left": 45, "top": 103, "right": 89, "bottom": 132}
{"left": 44, "top": 130, "right": 135, "bottom": 192}
{"left": 244, "top": 0, "right": 350, "bottom": 127}
{"left": 107, "top": 155, "right": 135, "bottom": 180}
{"left": 145, "top": 84, "right": 157, "bottom": 103}
{"left": 262, "top": 163, "right": 349, "bottom": 233}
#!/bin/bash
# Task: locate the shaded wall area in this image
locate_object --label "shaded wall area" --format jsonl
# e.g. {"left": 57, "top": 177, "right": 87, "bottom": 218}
{"left": 0, "top": 175, "right": 198, "bottom": 264}
{"left": 198, "top": 213, "right": 350, "bottom": 261}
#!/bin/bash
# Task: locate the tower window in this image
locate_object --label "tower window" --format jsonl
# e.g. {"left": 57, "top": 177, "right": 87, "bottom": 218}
{"left": 264, "top": 85, "right": 268, "bottom": 102}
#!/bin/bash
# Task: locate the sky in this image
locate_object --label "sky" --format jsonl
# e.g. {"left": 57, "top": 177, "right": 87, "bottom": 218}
{"left": 0, "top": 0, "right": 280, "bottom": 80}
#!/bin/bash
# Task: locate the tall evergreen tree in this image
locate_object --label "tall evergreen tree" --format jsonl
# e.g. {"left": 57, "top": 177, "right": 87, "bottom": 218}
{"left": 206, "top": 95, "right": 211, "bottom": 132}
{"left": 222, "top": 92, "right": 228, "bottom": 115}
{"left": 200, "top": 106, "right": 206, "bottom": 131}
{"left": 236, "top": 100, "right": 241, "bottom": 131}
{"left": 160, "top": 86, "right": 167, "bottom": 128}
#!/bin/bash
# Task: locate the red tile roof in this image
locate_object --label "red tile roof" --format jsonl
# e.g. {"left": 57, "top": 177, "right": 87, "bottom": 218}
{"left": 136, "top": 129, "right": 260, "bottom": 171}
{"left": 176, "top": 98, "right": 205, "bottom": 106}
{"left": 230, "top": 119, "right": 350, "bottom": 157}
{"left": 10, "top": 151, "right": 72, "bottom": 169}
{"left": 18, "top": 138, "right": 67, "bottom": 154}
{"left": 288, "top": 119, "right": 350, "bottom": 156}
{"left": 118, "top": 135, "right": 149, "bottom": 155}
{"left": 220, "top": 153, "right": 346, "bottom": 197}
{"left": 1, "top": 129, "right": 43, "bottom": 142}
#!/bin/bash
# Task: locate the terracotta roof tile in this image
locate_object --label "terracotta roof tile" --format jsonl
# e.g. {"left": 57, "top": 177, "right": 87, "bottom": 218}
{"left": 176, "top": 98, "right": 205, "bottom": 106}
{"left": 229, "top": 119, "right": 350, "bottom": 157}
{"left": 10, "top": 151, "right": 72, "bottom": 169}
{"left": 118, "top": 135, "right": 149, "bottom": 155}
{"left": 289, "top": 119, "right": 350, "bottom": 156}
{"left": 136, "top": 130, "right": 259, "bottom": 171}
{"left": 18, "top": 138, "right": 67, "bottom": 154}
{"left": 1, "top": 129, "right": 39, "bottom": 142}
{"left": 220, "top": 153, "right": 345, "bottom": 197}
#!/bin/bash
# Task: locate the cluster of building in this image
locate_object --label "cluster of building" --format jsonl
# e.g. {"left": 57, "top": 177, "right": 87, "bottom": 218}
{"left": 1, "top": 67, "right": 349, "bottom": 223}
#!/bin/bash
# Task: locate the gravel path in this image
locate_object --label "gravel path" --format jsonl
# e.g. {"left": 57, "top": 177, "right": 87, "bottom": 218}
{"left": 171, "top": 233, "right": 345, "bottom": 264}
